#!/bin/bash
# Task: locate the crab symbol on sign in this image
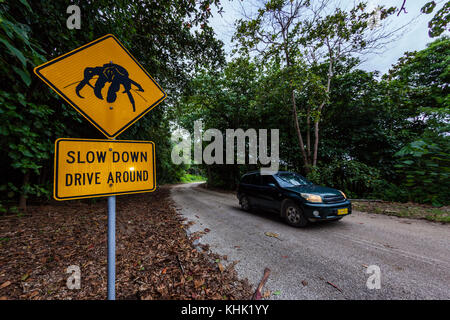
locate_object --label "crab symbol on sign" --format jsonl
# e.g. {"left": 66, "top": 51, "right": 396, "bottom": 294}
{"left": 75, "top": 62, "right": 144, "bottom": 112}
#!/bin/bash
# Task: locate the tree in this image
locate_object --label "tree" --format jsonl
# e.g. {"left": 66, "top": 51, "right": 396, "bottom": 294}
{"left": 397, "top": 1, "right": 449, "bottom": 37}
{"left": 387, "top": 36, "right": 450, "bottom": 205}
{"left": 176, "top": 57, "right": 261, "bottom": 188}
{"left": 386, "top": 36, "right": 449, "bottom": 138}
{"left": 421, "top": 1, "right": 449, "bottom": 38}
{"left": 394, "top": 137, "right": 450, "bottom": 205}
{"left": 233, "top": 0, "right": 397, "bottom": 172}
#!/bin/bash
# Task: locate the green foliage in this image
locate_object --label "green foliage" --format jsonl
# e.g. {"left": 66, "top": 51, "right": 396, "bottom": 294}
{"left": 352, "top": 201, "right": 449, "bottom": 223}
{"left": 0, "top": 0, "right": 45, "bottom": 87}
{"left": 421, "top": 1, "right": 450, "bottom": 37}
{"left": 0, "top": 0, "right": 225, "bottom": 207}
{"left": 394, "top": 137, "right": 450, "bottom": 206}
{"left": 371, "top": 180, "right": 410, "bottom": 203}
{"left": 383, "top": 36, "right": 450, "bottom": 205}
{"left": 180, "top": 174, "right": 206, "bottom": 183}
{"left": 179, "top": 36, "right": 449, "bottom": 206}
{"left": 323, "top": 68, "right": 423, "bottom": 178}
{"left": 233, "top": 0, "right": 398, "bottom": 169}
{"left": 306, "top": 160, "right": 381, "bottom": 198}
{"left": 1, "top": 0, "right": 449, "bottom": 209}
{"left": 0, "top": 92, "right": 50, "bottom": 172}
{"left": 387, "top": 36, "right": 449, "bottom": 109}
{"left": 176, "top": 57, "right": 263, "bottom": 189}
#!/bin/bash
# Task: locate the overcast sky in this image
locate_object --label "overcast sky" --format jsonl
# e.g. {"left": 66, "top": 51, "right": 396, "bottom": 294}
{"left": 209, "top": 0, "right": 448, "bottom": 74}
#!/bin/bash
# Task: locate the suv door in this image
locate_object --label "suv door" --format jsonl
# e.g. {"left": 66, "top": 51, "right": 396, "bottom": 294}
{"left": 247, "top": 173, "right": 262, "bottom": 207}
{"left": 259, "top": 174, "right": 282, "bottom": 212}
{"left": 239, "top": 172, "right": 264, "bottom": 207}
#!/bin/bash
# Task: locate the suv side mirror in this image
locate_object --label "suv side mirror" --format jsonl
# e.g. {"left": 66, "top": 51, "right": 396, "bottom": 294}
{"left": 268, "top": 183, "right": 276, "bottom": 188}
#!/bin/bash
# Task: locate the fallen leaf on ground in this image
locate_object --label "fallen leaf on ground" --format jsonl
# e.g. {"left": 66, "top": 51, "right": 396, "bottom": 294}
{"left": 301, "top": 280, "right": 308, "bottom": 286}
{"left": 263, "top": 290, "right": 271, "bottom": 298}
{"left": 218, "top": 263, "right": 225, "bottom": 272}
{"left": 326, "top": 281, "right": 343, "bottom": 293}
{"left": 265, "top": 232, "right": 279, "bottom": 239}
{"left": 194, "top": 279, "right": 205, "bottom": 288}
{"left": 252, "top": 268, "right": 270, "bottom": 300}
{"left": 273, "top": 290, "right": 281, "bottom": 296}
{"left": 0, "top": 188, "right": 253, "bottom": 300}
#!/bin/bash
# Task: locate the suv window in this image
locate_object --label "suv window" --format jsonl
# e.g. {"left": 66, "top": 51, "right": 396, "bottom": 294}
{"left": 261, "top": 175, "right": 277, "bottom": 186}
{"left": 275, "top": 172, "right": 311, "bottom": 187}
{"left": 241, "top": 173, "right": 262, "bottom": 185}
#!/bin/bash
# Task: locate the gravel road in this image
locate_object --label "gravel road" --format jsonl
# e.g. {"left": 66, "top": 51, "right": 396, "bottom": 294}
{"left": 171, "top": 183, "right": 450, "bottom": 300}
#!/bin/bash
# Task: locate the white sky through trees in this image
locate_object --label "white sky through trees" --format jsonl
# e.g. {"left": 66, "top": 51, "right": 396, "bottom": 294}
{"left": 209, "top": 0, "right": 448, "bottom": 74}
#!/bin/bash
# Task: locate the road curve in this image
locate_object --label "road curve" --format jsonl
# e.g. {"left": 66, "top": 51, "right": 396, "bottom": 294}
{"left": 171, "top": 183, "right": 450, "bottom": 300}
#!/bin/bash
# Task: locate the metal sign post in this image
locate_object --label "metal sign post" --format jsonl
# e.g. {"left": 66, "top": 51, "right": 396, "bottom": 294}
{"left": 107, "top": 135, "right": 116, "bottom": 300}
{"left": 107, "top": 195, "right": 116, "bottom": 300}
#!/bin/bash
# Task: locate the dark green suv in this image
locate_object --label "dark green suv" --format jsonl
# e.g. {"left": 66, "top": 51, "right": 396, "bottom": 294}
{"left": 237, "top": 171, "right": 352, "bottom": 227}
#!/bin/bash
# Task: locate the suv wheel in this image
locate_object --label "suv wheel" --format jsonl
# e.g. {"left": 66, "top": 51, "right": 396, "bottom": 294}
{"left": 283, "top": 201, "right": 308, "bottom": 227}
{"left": 240, "top": 195, "right": 251, "bottom": 211}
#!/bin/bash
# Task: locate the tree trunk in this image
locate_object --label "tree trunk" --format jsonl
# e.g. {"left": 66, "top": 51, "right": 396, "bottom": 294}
{"left": 307, "top": 104, "right": 311, "bottom": 163}
{"left": 312, "top": 58, "right": 333, "bottom": 167}
{"left": 19, "top": 171, "right": 30, "bottom": 212}
{"left": 291, "top": 89, "right": 310, "bottom": 172}
{"left": 313, "top": 119, "right": 320, "bottom": 167}
{"left": 282, "top": 28, "right": 309, "bottom": 173}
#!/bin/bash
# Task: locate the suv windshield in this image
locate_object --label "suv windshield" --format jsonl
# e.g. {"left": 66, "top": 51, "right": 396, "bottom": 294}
{"left": 275, "top": 172, "right": 312, "bottom": 187}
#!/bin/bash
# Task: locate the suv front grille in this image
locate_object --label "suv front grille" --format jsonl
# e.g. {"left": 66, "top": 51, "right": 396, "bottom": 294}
{"left": 323, "top": 195, "right": 345, "bottom": 203}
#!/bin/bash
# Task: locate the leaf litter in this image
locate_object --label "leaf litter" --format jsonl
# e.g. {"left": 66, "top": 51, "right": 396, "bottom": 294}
{"left": 0, "top": 186, "right": 252, "bottom": 300}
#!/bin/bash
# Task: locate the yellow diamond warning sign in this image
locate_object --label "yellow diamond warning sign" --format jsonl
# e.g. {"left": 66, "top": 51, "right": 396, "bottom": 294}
{"left": 54, "top": 138, "right": 156, "bottom": 200}
{"left": 34, "top": 34, "right": 166, "bottom": 138}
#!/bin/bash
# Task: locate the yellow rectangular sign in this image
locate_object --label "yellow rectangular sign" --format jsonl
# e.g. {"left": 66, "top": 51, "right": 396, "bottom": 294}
{"left": 34, "top": 34, "right": 166, "bottom": 138}
{"left": 54, "top": 138, "right": 156, "bottom": 200}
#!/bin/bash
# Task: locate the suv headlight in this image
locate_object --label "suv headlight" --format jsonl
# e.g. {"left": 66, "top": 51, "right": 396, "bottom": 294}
{"left": 338, "top": 190, "right": 347, "bottom": 199}
{"left": 300, "top": 193, "right": 322, "bottom": 203}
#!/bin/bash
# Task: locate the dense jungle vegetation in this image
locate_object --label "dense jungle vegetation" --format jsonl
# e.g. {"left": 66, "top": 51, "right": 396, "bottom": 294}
{"left": 1, "top": 0, "right": 449, "bottom": 211}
